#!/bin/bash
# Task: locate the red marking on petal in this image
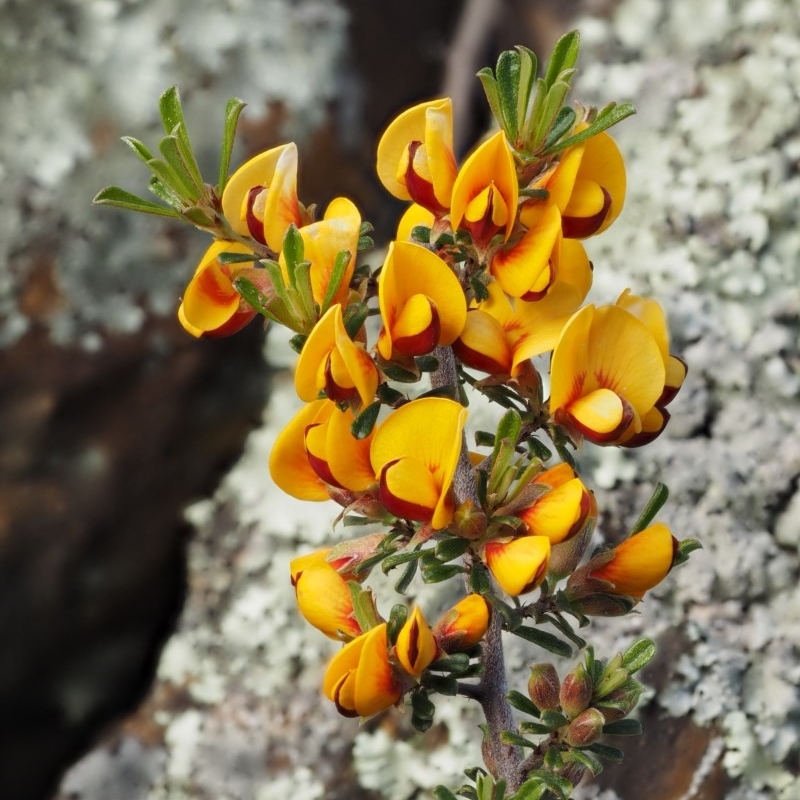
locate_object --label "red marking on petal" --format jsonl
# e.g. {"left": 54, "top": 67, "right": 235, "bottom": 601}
{"left": 562, "top": 187, "right": 611, "bottom": 239}
{"left": 392, "top": 305, "right": 441, "bottom": 357}
{"left": 379, "top": 461, "right": 435, "bottom": 523}
{"left": 405, "top": 141, "right": 449, "bottom": 216}
{"left": 246, "top": 186, "right": 267, "bottom": 245}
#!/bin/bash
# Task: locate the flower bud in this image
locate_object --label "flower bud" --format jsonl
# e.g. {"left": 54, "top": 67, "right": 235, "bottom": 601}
{"left": 452, "top": 500, "right": 488, "bottom": 540}
{"left": 559, "top": 661, "right": 593, "bottom": 718}
{"left": 593, "top": 678, "right": 642, "bottom": 722}
{"left": 395, "top": 607, "right": 437, "bottom": 676}
{"left": 433, "top": 594, "right": 490, "bottom": 652}
{"left": 564, "top": 707, "right": 605, "bottom": 747}
{"left": 527, "top": 663, "right": 561, "bottom": 712}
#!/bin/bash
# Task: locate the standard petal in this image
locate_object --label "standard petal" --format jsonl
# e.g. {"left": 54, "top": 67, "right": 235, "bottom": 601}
{"left": 354, "top": 623, "right": 401, "bottom": 716}
{"left": 453, "top": 309, "right": 513, "bottom": 375}
{"left": 484, "top": 536, "right": 551, "bottom": 596}
{"left": 325, "top": 406, "right": 377, "bottom": 492}
{"left": 518, "top": 478, "right": 591, "bottom": 544}
{"left": 269, "top": 399, "right": 334, "bottom": 500}
{"left": 294, "top": 561, "right": 361, "bottom": 640}
{"left": 395, "top": 606, "right": 437, "bottom": 676}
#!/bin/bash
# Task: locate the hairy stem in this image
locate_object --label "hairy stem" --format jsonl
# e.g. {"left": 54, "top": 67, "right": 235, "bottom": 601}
{"left": 430, "top": 345, "right": 523, "bottom": 790}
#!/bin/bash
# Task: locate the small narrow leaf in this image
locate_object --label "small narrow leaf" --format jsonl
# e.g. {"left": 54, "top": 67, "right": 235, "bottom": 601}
{"left": 420, "top": 561, "right": 464, "bottom": 584}
{"left": 159, "top": 136, "right": 202, "bottom": 199}
{"left": 674, "top": 537, "right": 703, "bottom": 567}
{"left": 602, "top": 718, "right": 643, "bottom": 736}
{"left": 218, "top": 96, "right": 247, "bottom": 193}
{"left": 320, "top": 249, "right": 352, "bottom": 314}
{"left": 351, "top": 400, "right": 381, "bottom": 440}
{"left": 410, "top": 225, "right": 431, "bottom": 243}
{"left": 159, "top": 86, "right": 185, "bottom": 134}
{"left": 621, "top": 638, "right": 656, "bottom": 674}
{"left": 511, "top": 626, "right": 572, "bottom": 658}
{"left": 121, "top": 136, "right": 156, "bottom": 164}
{"left": 541, "top": 101, "right": 636, "bottom": 155}
{"left": 170, "top": 121, "right": 206, "bottom": 193}
{"left": 515, "top": 46, "right": 538, "bottom": 129}
{"left": 477, "top": 68, "right": 504, "bottom": 131}
{"left": 343, "top": 301, "right": 369, "bottom": 339}
{"left": 542, "top": 105, "right": 577, "bottom": 151}
{"left": 435, "top": 537, "right": 471, "bottom": 562}
{"left": 387, "top": 603, "right": 408, "bottom": 644}
{"left": 500, "top": 731, "right": 538, "bottom": 749}
{"left": 543, "top": 30, "right": 580, "bottom": 91}
{"left": 585, "top": 742, "right": 625, "bottom": 763}
{"left": 92, "top": 186, "right": 180, "bottom": 218}
{"left": 631, "top": 482, "right": 670, "bottom": 534}
{"left": 433, "top": 787, "right": 459, "bottom": 800}
{"left": 518, "top": 720, "right": 553, "bottom": 735}
{"left": 506, "top": 690, "right": 541, "bottom": 718}
{"left": 569, "top": 748, "right": 604, "bottom": 776}
{"left": 394, "top": 557, "right": 418, "bottom": 593}
{"left": 495, "top": 50, "right": 521, "bottom": 140}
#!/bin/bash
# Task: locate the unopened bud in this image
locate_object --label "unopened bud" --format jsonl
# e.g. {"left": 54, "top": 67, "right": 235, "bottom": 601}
{"left": 559, "top": 662, "right": 593, "bottom": 718}
{"left": 593, "top": 679, "right": 642, "bottom": 722}
{"left": 453, "top": 500, "right": 488, "bottom": 540}
{"left": 564, "top": 707, "right": 605, "bottom": 747}
{"left": 527, "top": 663, "right": 561, "bottom": 712}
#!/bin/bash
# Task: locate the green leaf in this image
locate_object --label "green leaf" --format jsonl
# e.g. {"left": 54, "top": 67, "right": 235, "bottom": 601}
{"left": 506, "top": 690, "right": 541, "bottom": 718}
{"left": 320, "top": 249, "right": 352, "bottom": 314}
{"left": 541, "top": 101, "right": 636, "bottom": 155}
{"left": 493, "top": 409, "right": 522, "bottom": 458}
{"left": 348, "top": 582, "right": 382, "bottom": 632}
{"left": 602, "top": 718, "right": 642, "bottom": 736}
{"left": 411, "top": 225, "right": 431, "bottom": 244}
{"left": 522, "top": 770, "right": 572, "bottom": 799}
{"left": 495, "top": 49, "right": 521, "bottom": 140}
{"left": 515, "top": 46, "right": 538, "bottom": 129}
{"left": 421, "top": 673, "right": 459, "bottom": 695}
{"left": 435, "top": 537, "right": 471, "bottom": 563}
{"left": 218, "top": 96, "right": 247, "bottom": 194}
{"left": 631, "top": 482, "right": 670, "bottom": 534}
{"left": 477, "top": 68, "right": 504, "bottom": 132}
{"left": 92, "top": 186, "right": 181, "bottom": 218}
{"left": 585, "top": 742, "right": 624, "bottom": 763}
{"left": 159, "top": 135, "right": 202, "bottom": 200}
{"left": 342, "top": 301, "right": 370, "bottom": 339}
{"left": 381, "top": 548, "right": 425, "bottom": 573}
{"left": 420, "top": 561, "right": 464, "bottom": 584}
{"left": 469, "top": 564, "right": 492, "bottom": 595}
{"left": 281, "top": 224, "right": 305, "bottom": 285}
{"left": 518, "top": 720, "right": 553, "bottom": 735}
{"left": 569, "top": 747, "right": 604, "bottom": 776}
{"left": 487, "top": 596, "right": 523, "bottom": 631}
{"left": 121, "top": 136, "right": 156, "bottom": 164}
{"left": 387, "top": 603, "right": 408, "bottom": 644}
{"left": 159, "top": 86, "right": 185, "bottom": 134}
{"left": 511, "top": 625, "right": 572, "bottom": 658}
{"left": 622, "top": 638, "right": 656, "bottom": 674}
{"left": 433, "top": 786, "right": 459, "bottom": 800}
{"left": 380, "top": 362, "right": 420, "bottom": 383}
{"left": 394, "top": 557, "right": 418, "bottom": 593}
{"left": 500, "top": 731, "right": 538, "bottom": 749}
{"left": 428, "top": 652, "right": 471, "bottom": 676}
{"left": 543, "top": 30, "right": 580, "bottom": 92}
{"left": 171, "top": 121, "right": 206, "bottom": 192}
{"left": 351, "top": 401, "right": 381, "bottom": 439}
{"left": 233, "top": 276, "right": 291, "bottom": 327}
{"left": 147, "top": 175, "right": 183, "bottom": 209}
{"left": 540, "top": 709, "right": 569, "bottom": 729}
{"left": 145, "top": 157, "right": 192, "bottom": 203}
{"left": 542, "top": 106, "right": 577, "bottom": 151}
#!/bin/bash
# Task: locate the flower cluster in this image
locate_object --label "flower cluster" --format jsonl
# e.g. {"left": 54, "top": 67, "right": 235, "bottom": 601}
{"left": 97, "top": 31, "right": 700, "bottom": 799}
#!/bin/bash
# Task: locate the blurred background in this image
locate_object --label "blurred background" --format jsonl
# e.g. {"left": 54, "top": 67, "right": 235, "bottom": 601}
{"left": 2, "top": 1, "right": 800, "bottom": 799}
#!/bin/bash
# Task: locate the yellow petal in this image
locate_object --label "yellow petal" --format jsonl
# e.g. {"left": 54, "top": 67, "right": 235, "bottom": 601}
{"left": 295, "top": 305, "right": 338, "bottom": 402}
{"left": 397, "top": 204, "right": 435, "bottom": 241}
{"left": 484, "top": 536, "right": 551, "bottom": 596}
{"left": 376, "top": 98, "right": 455, "bottom": 205}
{"left": 377, "top": 241, "right": 467, "bottom": 359}
{"left": 325, "top": 406, "right": 377, "bottom": 492}
{"left": 379, "top": 457, "right": 443, "bottom": 523}
{"left": 269, "top": 399, "right": 334, "bottom": 500}
{"left": 451, "top": 130, "right": 518, "bottom": 243}
{"left": 518, "top": 478, "right": 590, "bottom": 544}
{"left": 532, "top": 462, "right": 576, "bottom": 488}
{"left": 295, "top": 561, "right": 361, "bottom": 639}
{"left": 491, "top": 204, "right": 561, "bottom": 298}
{"left": 567, "top": 388, "right": 627, "bottom": 436}
{"left": 370, "top": 397, "right": 467, "bottom": 530}
{"left": 574, "top": 131, "right": 626, "bottom": 235}
{"left": 590, "top": 523, "right": 676, "bottom": 598}
{"left": 433, "top": 594, "right": 490, "bottom": 650}
{"left": 354, "top": 623, "right": 401, "bottom": 717}
{"left": 324, "top": 633, "right": 367, "bottom": 700}
{"left": 453, "top": 308, "right": 513, "bottom": 375}
{"left": 181, "top": 240, "right": 252, "bottom": 333}
{"left": 395, "top": 607, "right": 437, "bottom": 676}
{"left": 289, "top": 548, "right": 331, "bottom": 584}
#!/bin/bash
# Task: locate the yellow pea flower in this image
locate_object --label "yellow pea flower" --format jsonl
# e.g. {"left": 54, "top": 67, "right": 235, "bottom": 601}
{"left": 483, "top": 535, "right": 551, "bottom": 597}
{"left": 370, "top": 397, "right": 467, "bottom": 530}
{"left": 292, "top": 559, "right": 362, "bottom": 640}
{"left": 395, "top": 607, "right": 437, "bottom": 676}
{"left": 294, "top": 303, "right": 379, "bottom": 408}
{"left": 432, "top": 594, "right": 490, "bottom": 651}
{"left": 221, "top": 142, "right": 303, "bottom": 252}
{"left": 178, "top": 240, "right": 258, "bottom": 337}
{"left": 585, "top": 523, "right": 678, "bottom": 599}
{"left": 377, "top": 240, "right": 467, "bottom": 360}
{"left": 453, "top": 274, "right": 586, "bottom": 377}
{"left": 376, "top": 98, "right": 457, "bottom": 215}
{"left": 323, "top": 623, "right": 402, "bottom": 718}
{"left": 527, "top": 130, "right": 626, "bottom": 239}
{"left": 549, "top": 303, "right": 668, "bottom": 446}
{"left": 279, "top": 196, "right": 361, "bottom": 311}
{"left": 450, "top": 130, "right": 518, "bottom": 250}
{"left": 517, "top": 473, "right": 595, "bottom": 545}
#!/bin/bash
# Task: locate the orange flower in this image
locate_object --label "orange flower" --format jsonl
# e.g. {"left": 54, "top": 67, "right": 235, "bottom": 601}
{"left": 178, "top": 239, "right": 258, "bottom": 337}
{"left": 377, "top": 240, "right": 467, "bottom": 360}
{"left": 376, "top": 98, "right": 457, "bottom": 215}
{"left": 294, "top": 303, "right": 379, "bottom": 408}
{"left": 280, "top": 196, "right": 361, "bottom": 311}
{"left": 221, "top": 143, "right": 303, "bottom": 252}
{"left": 453, "top": 274, "right": 587, "bottom": 377}
{"left": 370, "top": 398, "right": 467, "bottom": 529}
{"left": 483, "top": 535, "right": 551, "bottom": 597}
{"left": 432, "top": 594, "right": 490, "bottom": 651}
{"left": 586, "top": 523, "right": 678, "bottom": 599}
{"left": 450, "top": 130, "right": 518, "bottom": 249}
{"left": 395, "top": 607, "right": 437, "bottom": 676}
{"left": 549, "top": 302, "right": 668, "bottom": 446}
{"left": 292, "top": 558, "right": 361, "bottom": 640}
{"left": 323, "top": 623, "right": 402, "bottom": 718}
{"left": 529, "top": 130, "right": 626, "bottom": 239}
